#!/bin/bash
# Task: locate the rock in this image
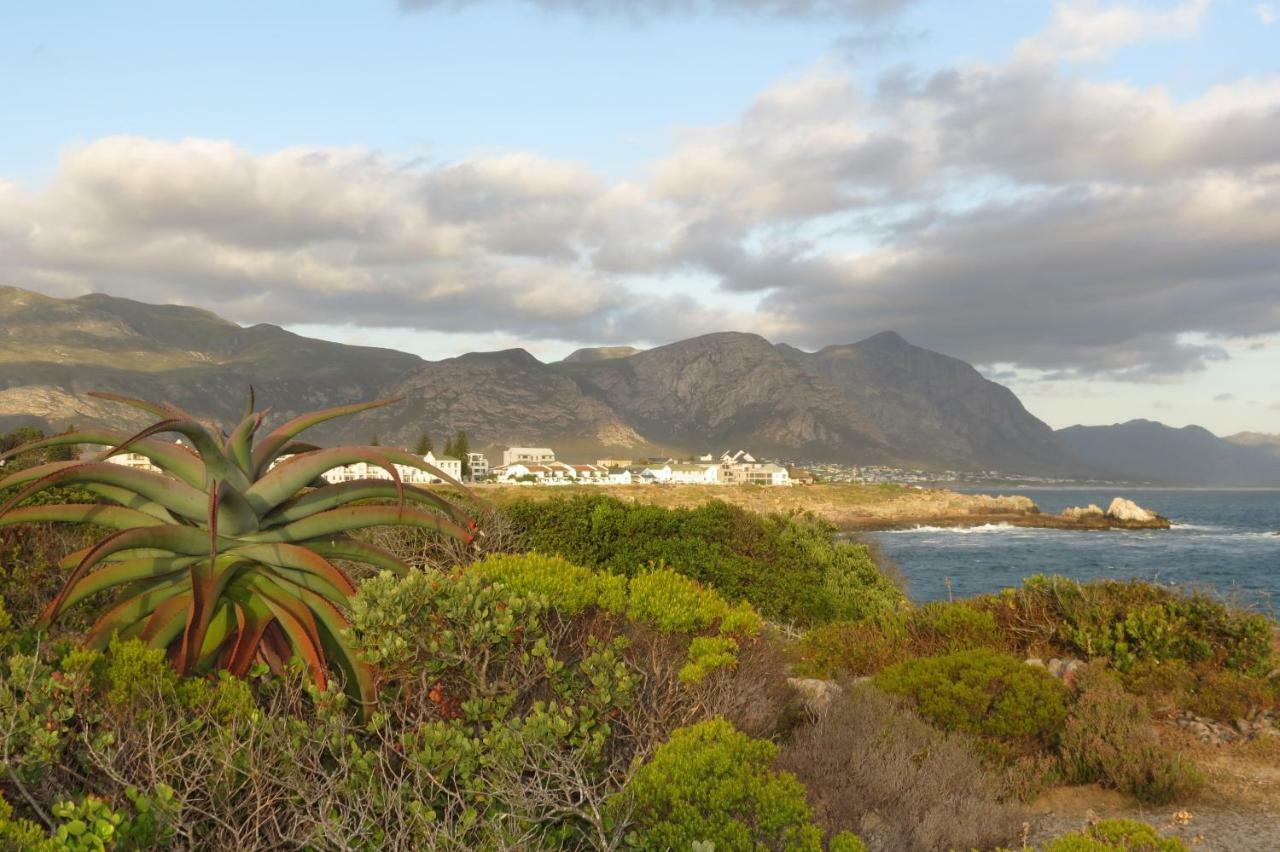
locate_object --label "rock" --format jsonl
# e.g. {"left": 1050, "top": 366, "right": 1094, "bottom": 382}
{"left": 1105, "top": 497, "right": 1157, "bottom": 523}
{"left": 1025, "top": 657, "right": 1046, "bottom": 668}
{"left": 787, "top": 677, "right": 844, "bottom": 717}
{"left": 1060, "top": 504, "right": 1105, "bottom": 521}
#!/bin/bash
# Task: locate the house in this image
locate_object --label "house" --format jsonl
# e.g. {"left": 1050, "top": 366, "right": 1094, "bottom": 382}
{"left": 605, "top": 467, "right": 633, "bottom": 485}
{"left": 668, "top": 463, "right": 720, "bottom": 485}
{"left": 596, "top": 458, "right": 633, "bottom": 469}
{"left": 467, "top": 452, "right": 489, "bottom": 481}
{"left": 640, "top": 463, "right": 673, "bottom": 483}
{"left": 313, "top": 450, "right": 462, "bottom": 485}
{"left": 787, "top": 466, "right": 815, "bottom": 485}
{"left": 571, "top": 464, "right": 609, "bottom": 483}
{"left": 492, "top": 462, "right": 550, "bottom": 483}
{"left": 740, "top": 463, "right": 791, "bottom": 486}
{"left": 502, "top": 447, "right": 556, "bottom": 467}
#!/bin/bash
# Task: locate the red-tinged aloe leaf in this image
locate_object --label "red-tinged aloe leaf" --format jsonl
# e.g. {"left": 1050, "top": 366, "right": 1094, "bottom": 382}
{"left": 87, "top": 391, "right": 201, "bottom": 423}
{"left": 230, "top": 542, "right": 356, "bottom": 595}
{"left": 304, "top": 536, "right": 412, "bottom": 576}
{"left": 245, "top": 505, "right": 472, "bottom": 545}
{"left": 242, "top": 386, "right": 256, "bottom": 421}
{"left": 82, "top": 484, "right": 179, "bottom": 524}
{"left": 40, "top": 524, "right": 216, "bottom": 627}
{"left": 259, "top": 621, "right": 292, "bottom": 675}
{"left": 224, "top": 410, "right": 261, "bottom": 476}
{"left": 59, "top": 547, "right": 180, "bottom": 570}
{"left": 102, "top": 417, "right": 249, "bottom": 492}
{"left": 264, "top": 565, "right": 351, "bottom": 609}
{"left": 138, "top": 593, "right": 194, "bottom": 645}
{"left": 0, "top": 504, "right": 166, "bottom": 532}
{"left": 175, "top": 488, "right": 228, "bottom": 674}
{"left": 0, "top": 429, "right": 205, "bottom": 487}
{"left": 263, "top": 479, "right": 471, "bottom": 529}
{"left": 0, "top": 460, "right": 77, "bottom": 493}
{"left": 83, "top": 574, "right": 191, "bottom": 649}
{"left": 58, "top": 557, "right": 197, "bottom": 613}
{"left": 250, "top": 397, "right": 403, "bottom": 475}
{"left": 223, "top": 593, "right": 274, "bottom": 677}
{"left": 0, "top": 462, "right": 209, "bottom": 523}
{"left": 247, "top": 574, "right": 328, "bottom": 689}
{"left": 244, "top": 447, "right": 405, "bottom": 516}
{"left": 373, "top": 447, "right": 476, "bottom": 496}
{"left": 191, "top": 601, "right": 237, "bottom": 673}
{"left": 280, "top": 579, "right": 375, "bottom": 712}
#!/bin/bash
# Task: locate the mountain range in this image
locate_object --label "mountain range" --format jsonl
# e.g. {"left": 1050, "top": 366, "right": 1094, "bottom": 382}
{"left": 2, "top": 286, "right": 1277, "bottom": 486}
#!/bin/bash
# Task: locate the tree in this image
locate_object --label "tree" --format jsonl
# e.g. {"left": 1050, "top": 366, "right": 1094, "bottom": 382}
{"left": 453, "top": 430, "right": 471, "bottom": 478}
{"left": 414, "top": 432, "right": 433, "bottom": 456}
{"left": 370, "top": 433, "right": 381, "bottom": 446}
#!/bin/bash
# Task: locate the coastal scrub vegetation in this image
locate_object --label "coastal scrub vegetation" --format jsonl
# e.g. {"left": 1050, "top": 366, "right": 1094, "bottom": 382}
{"left": 0, "top": 422, "right": 1274, "bottom": 849}
{"left": 501, "top": 494, "right": 906, "bottom": 625}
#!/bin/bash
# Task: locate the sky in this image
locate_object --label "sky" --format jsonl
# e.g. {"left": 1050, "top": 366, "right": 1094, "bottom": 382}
{"left": 1, "top": 0, "right": 1277, "bottom": 436}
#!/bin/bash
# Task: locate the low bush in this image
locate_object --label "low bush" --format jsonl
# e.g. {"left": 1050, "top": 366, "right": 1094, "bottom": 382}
{"left": 795, "top": 600, "right": 1003, "bottom": 679}
{"left": 777, "top": 684, "right": 1025, "bottom": 852}
{"left": 1039, "top": 818, "right": 1189, "bottom": 851}
{"left": 873, "top": 648, "right": 1068, "bottom": 754}
{"left": 501, "top": 495, "right": 905, "bottom": 626}
{"left": 617, "top": 717, "right": 854, "bottom": 852}
{"left": 1125, "top": 658, "right": 1280, "bottom": 721}
{"left": 1059, "top": 666, "right": 1203, "bottom": 804}
{"left": 974, "top": 575, "right": 1275, "bottom": 675}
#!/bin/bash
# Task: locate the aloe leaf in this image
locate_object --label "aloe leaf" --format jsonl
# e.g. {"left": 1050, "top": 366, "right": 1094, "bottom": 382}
{"left": 245, "top": 505, "right": 472, "bottom": 545}
{"left": 283, "top": 579, "right": 375, "bottom": 712}
{"left": 224, "top": 410, "right": 263, "bottom": 477}
{"left": 0, "top": 504, "right": 168, "bottom": 532}
{"left": 0, "top": 462, "right": 210, "bottom": 523}
{"left": 246, "top": 574, "right": 328, "bottom": 688}
{"left": 192, "top": 601, "right": 237, "bottom": 672}
{"left": 59, "top": 557, "right": 197, "bottom": 612}
{"left": 223, "top": 593, "right": 273, "bottom": 676}
{"left": 83, "top": 484, "right": 180, "bottom": 524}
{"left": 40, "top": 525, "right": 218, "bottom": 627}
{"left": 250, "top": 396, "right": 403, "bottom": 475}
{"left": 0, "top": 429, "right": 205, "bottom": 488}
{"left": 265, "top": 565, "right": 351, "bottom": 609}
{"left": 84, "top": 574, "right": 191, "bottom": 649}
{"left": 103, "top": 418, "right": 249, "bottom": 492}
{"left": 138, "top": 593, "right": 194, "bottom": 646}
{"left": 86, "top": 391, "right": 198, "bottom": 421}
{"left": 229, "top": 542, "right": 355, "bottom": 596}
{"left": 244, "top": 447, "right": 405, "bottom": 515}
{"left": 263, "top": 479, "right": 471, "bottom": 528}
{"left": 303, "top": 537, "right": 412, "bottom": 576}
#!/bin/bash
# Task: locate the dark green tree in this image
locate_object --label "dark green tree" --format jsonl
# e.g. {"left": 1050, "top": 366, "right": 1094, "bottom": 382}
{"left": 453, "top": 430, "right": 471, "bottom": 477}
{"left": 414, "top": 432, "right": 433, "bottom": 456}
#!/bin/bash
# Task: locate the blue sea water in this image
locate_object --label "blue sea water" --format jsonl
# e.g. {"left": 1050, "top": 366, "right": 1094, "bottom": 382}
{"left": 869, "top": 488, "right": 1280, "bottom": 609}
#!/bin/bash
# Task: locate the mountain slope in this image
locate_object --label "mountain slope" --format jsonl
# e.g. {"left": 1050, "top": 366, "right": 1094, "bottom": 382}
{"left": 1057, "top": 420, "right": 1280, "bottom": 486}
{"left": 559, "top": 332, "right": 898, "bottom": 462}
{"left": 778, "top": 332, "right": 1064, "bottom": 472}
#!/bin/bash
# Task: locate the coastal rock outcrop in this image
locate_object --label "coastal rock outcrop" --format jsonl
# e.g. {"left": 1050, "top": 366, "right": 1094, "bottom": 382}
{"left": 1059, "top": 504, "right": 1105, "bottom": 521}
{"left": 1106, "top": 497, "right": 1157, "bottom": 523}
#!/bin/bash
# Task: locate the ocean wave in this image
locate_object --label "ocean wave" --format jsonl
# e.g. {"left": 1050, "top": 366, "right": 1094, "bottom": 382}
{"left": 887, "top": 522, "right": 1022, "bottom": 534}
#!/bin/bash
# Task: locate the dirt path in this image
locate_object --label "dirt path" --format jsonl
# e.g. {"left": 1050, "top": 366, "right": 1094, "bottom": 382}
{"left": 1027, "top": 739, "right": 1280, "bottom": 850}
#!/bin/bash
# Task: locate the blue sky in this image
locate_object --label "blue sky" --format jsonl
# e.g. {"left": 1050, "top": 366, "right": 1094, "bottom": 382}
{"left": 1, "top": 0, "right": 1278, "bottom": 434}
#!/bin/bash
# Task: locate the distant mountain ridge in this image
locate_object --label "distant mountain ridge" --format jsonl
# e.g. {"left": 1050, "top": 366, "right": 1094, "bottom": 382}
{"left": 1058, "top": 420, "right": 1280, "bottom": 487}
{"left": 1, "top": 286, "right": 1277, "bottom": 484}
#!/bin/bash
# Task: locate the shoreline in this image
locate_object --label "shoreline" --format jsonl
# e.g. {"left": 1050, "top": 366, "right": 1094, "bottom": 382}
{"left": 472, "top": 482, "right": 1173, "bottom": 532}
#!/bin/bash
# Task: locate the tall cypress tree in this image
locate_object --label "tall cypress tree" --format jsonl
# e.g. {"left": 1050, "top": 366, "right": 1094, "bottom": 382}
{"left": 454, "top": 429, "right": 471, "bottom": 477}
{"left": 414, "top": 432, "right": 433, "bottom": 455}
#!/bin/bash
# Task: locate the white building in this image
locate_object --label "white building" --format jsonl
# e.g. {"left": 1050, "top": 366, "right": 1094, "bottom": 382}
{"left": 502, "top": 447, "right": 556, "bottom": 467}
{"left": 668, "top": 463, "right": 720, "bottom": 484}
{"left": 467, "top": 452, "right": 489, "bottom": 481}
{"left": 317, "top": 450, "right": 462, "bottom": 486}
{"left": 105, "top": 452, "right": 164, "bottom": 474}
{"left": 740, "top": 463, "right": 791, "bottom": 486}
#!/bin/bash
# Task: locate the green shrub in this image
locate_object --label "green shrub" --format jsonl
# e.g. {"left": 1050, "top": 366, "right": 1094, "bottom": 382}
{"left": 795, "top": 600, "right": 1004, "bottom": 679}
{"left": 975, "top": 576, "right": 1274, "bottom": 675}
{"left": 502, "top": 496, "right": 904, "bottom": 625}
{"left": 1059, "top": 666, "right": 1203, "bottom": 804}
{"left": 873, "top": 649, "right": 1068, "bottom": 753}
{"left": 1040, "top": 818, "right": 1188, "bottom": 851}
{"left": 618, "top": 717, "right": 837, "bottom": 851}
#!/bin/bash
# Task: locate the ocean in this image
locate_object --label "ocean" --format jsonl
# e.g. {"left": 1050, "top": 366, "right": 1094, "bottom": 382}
{"left": 869, "top": 488, "right": 1280, "bottom": 610}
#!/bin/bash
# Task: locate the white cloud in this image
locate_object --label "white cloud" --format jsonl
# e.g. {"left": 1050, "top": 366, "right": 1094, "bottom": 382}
{"left": 1258, "top": 3, "right": 1278, "bottom": 24}
{"left": 1016, "top": 0, "right": 1212, "bottom": 63}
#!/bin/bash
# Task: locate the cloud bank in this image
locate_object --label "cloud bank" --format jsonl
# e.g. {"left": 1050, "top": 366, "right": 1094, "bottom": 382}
{"left": 3, "top": 19, "right": 1279, "bottom": 377}
{"left": 397, "top": 0, "right": 916, "bottom": 20}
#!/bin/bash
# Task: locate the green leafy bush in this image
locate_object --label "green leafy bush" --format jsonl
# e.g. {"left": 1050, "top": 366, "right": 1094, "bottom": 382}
{"left": 618, "top": 717, "right": 837, "bottom": 851}
{"left": 1059, "top": 666, "right": 1203, "bottom": 804}
{"left": 502, "top": 495, "right": 904, "bottom": 625}
{"left": 1040, "top": 818, "right": 1188, "bottom": 851}
{"left": 873, "top": 649, "right": 1068, "bottom": 753}
{"left": 975, "top": 576, "right": 1274, "bottom": 675}
{"left": 796, "top": 600, "right": 1003, "bottom": 679}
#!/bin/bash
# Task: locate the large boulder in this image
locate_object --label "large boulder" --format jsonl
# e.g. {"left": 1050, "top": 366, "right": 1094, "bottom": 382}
{"left": 1060, "top": 504, "right": 1105, "bottom": 521}
{"left": 1106, "top": 497, "right": 1157, "bottom": 523}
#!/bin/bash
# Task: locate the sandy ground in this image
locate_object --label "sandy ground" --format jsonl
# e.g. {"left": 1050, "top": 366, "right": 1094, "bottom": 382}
{"left": 1028, "top": 734, "right": 1280, "bottom": 851}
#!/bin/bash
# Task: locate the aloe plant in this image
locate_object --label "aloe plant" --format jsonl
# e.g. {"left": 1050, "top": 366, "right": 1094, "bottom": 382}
{"left": 0, "top": 392, "right": 475, "bottom": 710}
